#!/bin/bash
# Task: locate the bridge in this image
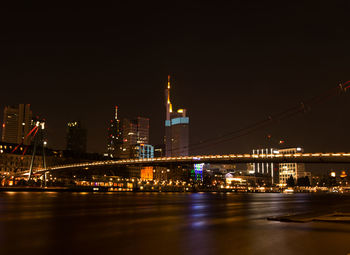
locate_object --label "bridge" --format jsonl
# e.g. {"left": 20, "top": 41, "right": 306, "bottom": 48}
{"left": 20, "top": 152, "right": 350, "bottom": 177}
{"left": 14, "top": 80, "right": 350, "bottom": 179}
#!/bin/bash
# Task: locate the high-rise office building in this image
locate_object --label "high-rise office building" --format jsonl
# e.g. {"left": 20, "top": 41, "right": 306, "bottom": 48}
{"left": 121, "top": 117, "right": 151, "bottom": 158}
{"left": 106, "top": 106, "right": 123, "bottom": 158}
{"left": 66, "top": 121, "right": 87, "bottom": 154}
{"left": 164, "top": 75, "right": 189, "bottom": 156}
{"left": 136, "top": 117, "right": 149, "bottom": 144}
{"left": 1, "top": 104, "right": 33, "bottom": 145}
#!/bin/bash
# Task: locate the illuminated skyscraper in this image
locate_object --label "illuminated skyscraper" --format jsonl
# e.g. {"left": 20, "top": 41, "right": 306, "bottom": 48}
{"left": 121, "top": 117, "right": 151, "bottom": 158}
{"left": 164, "top": 75, "right": 189, "bottom": 157}
{"left": 1, "top": 104, "right": 33, "bottom": 145}
{"left": 136, "top": 117, "right": 149, "bottom": 144}
{"left": 106, "top": 106, "right": 123, "bottom": 158}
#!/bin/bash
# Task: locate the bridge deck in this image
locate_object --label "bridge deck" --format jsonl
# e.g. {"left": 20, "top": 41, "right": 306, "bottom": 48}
{"left": 19, "top": 152, "right": 350, "bottom": 176}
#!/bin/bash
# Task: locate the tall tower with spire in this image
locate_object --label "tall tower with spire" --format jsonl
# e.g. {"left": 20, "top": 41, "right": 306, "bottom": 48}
{"left": 164, "top": 75, "right": 189, "bottom": 157}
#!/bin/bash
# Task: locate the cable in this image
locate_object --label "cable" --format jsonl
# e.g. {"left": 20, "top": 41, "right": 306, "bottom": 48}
{"left": 169, "top": 81, "right": 348, "bottom": 154}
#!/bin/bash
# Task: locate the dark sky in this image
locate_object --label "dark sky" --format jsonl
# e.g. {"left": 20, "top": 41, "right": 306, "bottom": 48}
{"left": 1, "top": 2, "right": 350, "bottom": 160}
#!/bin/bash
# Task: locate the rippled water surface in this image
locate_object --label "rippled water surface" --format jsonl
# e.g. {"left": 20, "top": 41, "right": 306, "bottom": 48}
{"left": 0, "top": 192, "right": 350, "bottom": 255}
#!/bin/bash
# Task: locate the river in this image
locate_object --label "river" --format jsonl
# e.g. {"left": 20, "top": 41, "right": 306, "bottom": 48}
{"left": 0, "top": 192, "right": 349, "bottom": 255}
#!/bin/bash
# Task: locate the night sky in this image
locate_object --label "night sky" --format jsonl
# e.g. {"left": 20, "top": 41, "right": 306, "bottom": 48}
{"left": 1, "top": 2, "right": 350, "bottom": 159}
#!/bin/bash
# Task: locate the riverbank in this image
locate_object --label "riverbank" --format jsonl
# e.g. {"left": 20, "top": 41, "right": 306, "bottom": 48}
{"left": 1, "top": 186, "right": 349, "bottom": 193}
{"left": 0, "top": 187, "right": 100, "bottom": 192}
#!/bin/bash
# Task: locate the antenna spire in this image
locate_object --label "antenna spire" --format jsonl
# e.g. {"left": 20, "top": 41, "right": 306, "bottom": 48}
{"left": 165, "top": 75, "right": 173, "bottom": 120}
{"left": 167, "top": 75, "right": 171, "bottom": 89}
{"left": 115, "top": 106, "right": 118, "bottom": 120}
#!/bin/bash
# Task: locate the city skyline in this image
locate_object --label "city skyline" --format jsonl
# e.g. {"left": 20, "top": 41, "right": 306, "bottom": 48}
{"left": 1, "top": 75, "right": 349, "bottom": 157}
{"left": 0, "top": 3, "right": 349, "bottom": 155}
{"left": 2, "top": 4, "right": 350, "bottom": 255}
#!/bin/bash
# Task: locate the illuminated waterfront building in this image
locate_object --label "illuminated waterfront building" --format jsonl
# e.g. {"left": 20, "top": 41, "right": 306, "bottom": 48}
{"left": 192, "top": 163, "right": 204, "bottom": 181}
{"left": 140, "top": 166, "right": 153, "bottom": 180}
{"left": 66, "top": 121, "right": 87, "bottom": 154}
{"left": 164, "top": 75, "right": 189, "bottom": 156}
{"left": 1, "top": 104, "right": 33, "bottom": 145}
{"left": 106, "top": 106, "right": 123, "bottom": 158}
{"left": 252, "top": 148, "right": 279, "bottom": 184}
{"left": 0, "top": 142, "right": 47, "bottom": 176}
{"left": 0, "top": 150, "right": 45, "bottom": 176}
{"left": 0, "top": 142, "right": 64, "bottom": 176}
{"left": 277, "top": 147, "right": 311, "bottom": 185}
{"left": 225, "top": 173, "right": 247, "bottom": 187}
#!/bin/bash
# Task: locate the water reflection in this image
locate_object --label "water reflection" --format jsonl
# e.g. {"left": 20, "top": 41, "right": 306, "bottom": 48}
{"left": 0, "top": 192, "right": 349, "bottom": 255}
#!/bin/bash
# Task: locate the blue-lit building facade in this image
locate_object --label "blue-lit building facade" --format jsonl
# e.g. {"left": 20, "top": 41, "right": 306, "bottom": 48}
{"left": 164, "top": 75, "right": 189, "bottom": 157}
{"left": 192, "top": 163, "right": 204, "bottom": 181}
{"left": 133, "top": 144, "right": 154, "bottom": 159}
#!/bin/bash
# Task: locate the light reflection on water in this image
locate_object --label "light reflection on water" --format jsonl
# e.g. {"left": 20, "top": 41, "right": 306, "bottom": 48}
{"left": 0, "top": 192, "right": 349, "bottom": 255}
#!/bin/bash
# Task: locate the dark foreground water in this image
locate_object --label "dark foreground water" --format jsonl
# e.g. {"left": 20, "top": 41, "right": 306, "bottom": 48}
{"left": 0, "top": 192, "right": 350, "bottom": 255}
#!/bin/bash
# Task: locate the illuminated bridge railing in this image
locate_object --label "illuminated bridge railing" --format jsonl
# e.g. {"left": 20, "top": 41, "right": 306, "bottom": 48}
{"left": 24, "top": 152, "right": 350, "bottom": 175}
